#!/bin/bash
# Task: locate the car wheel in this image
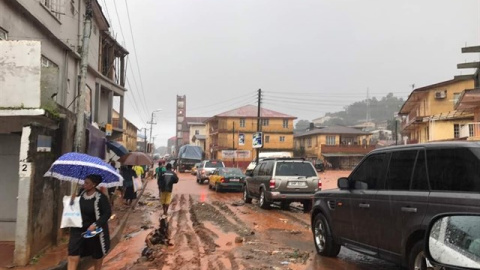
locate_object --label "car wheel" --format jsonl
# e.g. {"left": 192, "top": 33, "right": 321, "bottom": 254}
{"left": 259, "top": 189, "right": 270, "bottom": 209}
{"left": 313, "top": 212, "right": 341, "bottom": 257}
{"left": 409, "top": 241, "right": 437, "bottom": 270}
{"left": 243, "top": 186, "right": 252, "bottom": 203}
{"left": 303, "top": 200, "right": 313, "bottom": 213}
{"left": 280, "top": 201, "right": 290, "bottom": 210}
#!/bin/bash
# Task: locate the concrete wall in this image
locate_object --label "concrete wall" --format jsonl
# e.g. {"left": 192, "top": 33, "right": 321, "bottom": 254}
{"left": 0, "top": 40, "right": 41, "bottom": 108}
{"left": 427, "top": 80, "right": 474, "bottom": 116}
{"left": 0, "top": 2, "right": 80, "bottom": 109}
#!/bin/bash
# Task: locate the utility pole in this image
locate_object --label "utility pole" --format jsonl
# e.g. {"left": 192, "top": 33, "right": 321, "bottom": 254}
{"left": 256, "top": 88, "right": 262, "bottom": 162}
{"left": 144, "top": 128, "right": 148, "bottom": 153}
{"left": 232, "top": 121, "right": 235, "bottom": 167}
{"left": 73, "top": 0, "right": 92, "bottom": 152}
{"left": 148, "top": 114, "right": 156, "bottom": 155}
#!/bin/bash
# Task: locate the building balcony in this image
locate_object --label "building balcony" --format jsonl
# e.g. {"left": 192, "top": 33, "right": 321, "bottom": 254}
{"left": 321, "top": 144, "right": 376, "bottom": 155}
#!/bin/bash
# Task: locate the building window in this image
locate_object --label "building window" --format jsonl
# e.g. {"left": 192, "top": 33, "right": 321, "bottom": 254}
{"left": 41, "top": 56, "right": 58, "bottom": 68}
{"left": 307, "top": 138, "right": 312, "bottom": 148}
{"left": 239, "top": 118, "right": 245, "bottom": 128}
{"left": 261, "top": 119, "right": 269, "bottom": 126}
{"left": 454, "top": 124, "right": 459, "bottom": 138}
{"left": 0, "top": 27, "right": 7, "bottom": 40}
{"left": 40, "top": 0, "right": 63, "bottom": 19}
{"left": 283, "top": 119, "right": 288, "bottom": 128}
{"left": 195, "top": 130, "right": 199, "bottom": 135}
{"left": 453, "top": 93, "right": 461, "bottom": 106}
{"left": 326, "top": 136, "right": 336, "bottom": 145}
{"left": 279, "top": 136, "right": 285, "bottom": 142}
{"left": 265, "top": 135, "right": 270, "bottom": 143}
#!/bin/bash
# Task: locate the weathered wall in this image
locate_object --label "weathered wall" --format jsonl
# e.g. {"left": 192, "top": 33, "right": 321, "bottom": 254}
{"left": 0, "top": 40, "right": 41, "bottom": 108}
{"left": 29, "top": 107, "right": 75, "bottom": 257}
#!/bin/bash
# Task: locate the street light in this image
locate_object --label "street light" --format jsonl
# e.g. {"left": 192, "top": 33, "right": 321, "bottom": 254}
{"left": 148, "top": 109, "right": 162, "bottom": 154}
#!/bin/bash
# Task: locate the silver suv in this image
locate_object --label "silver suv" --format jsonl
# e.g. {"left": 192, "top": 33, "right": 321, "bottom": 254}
{"left": 196, "top": 160, "right": 225, "bottom": 184}
{"left": 243, "top": 158, "right": 321, "bottom": 212}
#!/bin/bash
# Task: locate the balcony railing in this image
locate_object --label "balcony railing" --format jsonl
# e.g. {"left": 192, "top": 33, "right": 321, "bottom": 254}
{"left": 321, "top": 144, "right": 376, "bottom": 154}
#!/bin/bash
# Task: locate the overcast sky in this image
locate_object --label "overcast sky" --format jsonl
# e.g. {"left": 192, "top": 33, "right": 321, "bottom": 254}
{"left": 101, "top": 0, "right": 480, "bottom": 146}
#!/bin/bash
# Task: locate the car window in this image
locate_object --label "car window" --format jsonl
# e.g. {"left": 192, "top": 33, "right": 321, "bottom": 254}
{"left": 206, "top": 161, "right": 223, "bottom": 168}
{"left": 385, "top": 150, "right": 417, "bottom": 190}
{"left": 254, "top": 162, "right": 264, "bottom": 176}
{"left": 274, "top": 162, "right": 316, "bottom": 177}
{"left": 411, "top": 149, "right": 429, "bottom": 190}
{"left": 264, "top": 161, "right": 274, "bottom": 176}
{"left": 349, "top": 153, "right": 386, "bottom": 190}
{"left": 427, "top": 148, "right": 480, "bottom": 192}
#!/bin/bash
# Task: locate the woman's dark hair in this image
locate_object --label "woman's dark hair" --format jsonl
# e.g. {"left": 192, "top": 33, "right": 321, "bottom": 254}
{"left": 166, "top": 163, "right": 172, "bottom": 170}
{"left": 86, "top": 174, "right": 103, "bottom": 186}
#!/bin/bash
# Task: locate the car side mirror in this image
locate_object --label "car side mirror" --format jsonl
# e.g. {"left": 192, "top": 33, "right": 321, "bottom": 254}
{"left": 338, "top": 177, "right": 350, "bottom": 189}
{"left": 425, "top": 213, "right": 480, "bottom": 270}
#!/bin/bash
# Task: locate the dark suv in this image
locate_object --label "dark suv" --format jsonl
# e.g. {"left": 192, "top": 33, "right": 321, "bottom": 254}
{"left": 243, "top": 158, "right": 321, "bottom": 212}
{"left": 311, "top": 142, "right": 480, "bottom": 270}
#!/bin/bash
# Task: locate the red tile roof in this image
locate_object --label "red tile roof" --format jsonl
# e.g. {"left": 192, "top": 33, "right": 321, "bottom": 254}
{"left": 215, "top": 105, "right": 296, "bottom": 119}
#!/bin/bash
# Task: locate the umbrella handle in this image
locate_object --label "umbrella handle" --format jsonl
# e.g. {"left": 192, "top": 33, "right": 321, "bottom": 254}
{"left": 70, "top": 182, "right": 78, "bottom": 205}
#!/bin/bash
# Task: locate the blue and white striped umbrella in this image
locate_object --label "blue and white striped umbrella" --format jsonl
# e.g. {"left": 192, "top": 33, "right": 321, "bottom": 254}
{"left": 44, "top": 152, "right": 124, "bottom": 188}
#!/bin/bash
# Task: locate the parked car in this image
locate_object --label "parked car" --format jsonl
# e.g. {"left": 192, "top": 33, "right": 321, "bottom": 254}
{"left": 191, "top": 162, "right": 201, "bottom": 175}
{"left": 243, "top": 158, "right": 320, "bottom": 212}
{"left": 208, "top": 167, "right": 246, "bottom": 192}
{"left": 311, "top": 142, "right": 480, "bottom": 270}
{"left": 196, "top": 160, "right": 225, "bottom": 184}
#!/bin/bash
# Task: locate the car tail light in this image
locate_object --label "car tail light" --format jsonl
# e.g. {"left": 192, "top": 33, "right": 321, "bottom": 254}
{"left": 318, "top": 179, "right": 322, "bottom": 189}
{"left": 220, "top": 178, "right": 225, "bottom": 183}
{"left": 269, "top": 179, "right": 276, "bottom": 189}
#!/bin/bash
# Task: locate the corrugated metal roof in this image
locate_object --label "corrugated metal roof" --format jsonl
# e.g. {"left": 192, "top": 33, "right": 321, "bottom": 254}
{"left": 215, "top": 105, "right": 296, "bottom": 118}
{"left": 295, "top": 126, "right": 371, "bottom": 138}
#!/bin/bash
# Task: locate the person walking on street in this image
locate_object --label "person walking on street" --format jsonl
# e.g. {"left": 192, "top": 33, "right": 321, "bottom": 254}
{"left": 121, "top": 165, "right": 137, "bottom": 205}
{"left": 67, "top": 174, "right": 111, "bottom": 270}
{"left": 158, "top": 163, "right": 178, "bottom": 215}
{"left": 133, "top": 165, "right": 144, "bottom": 179}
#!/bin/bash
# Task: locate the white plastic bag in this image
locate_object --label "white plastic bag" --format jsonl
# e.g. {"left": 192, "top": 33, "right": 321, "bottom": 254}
{"left": 60, "top": 196, "right": 82, "bottom": 228}
{"left": 133, "top": 177, "right": 142, "bottom": 192}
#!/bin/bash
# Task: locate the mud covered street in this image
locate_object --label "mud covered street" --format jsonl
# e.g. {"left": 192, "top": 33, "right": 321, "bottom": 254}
{"left": 102, "top": 171, "right": 402, "bottom": 270}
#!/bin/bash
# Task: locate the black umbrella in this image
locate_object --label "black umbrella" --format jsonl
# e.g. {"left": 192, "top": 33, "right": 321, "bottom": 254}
{"left": 106, "top": 141, "right": 128, "bottom": 157}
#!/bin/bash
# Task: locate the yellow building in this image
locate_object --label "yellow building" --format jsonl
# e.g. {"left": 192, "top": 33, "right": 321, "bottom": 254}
{"left": 399, "top": 77, "right": 474, "bottom": 143}
{"left": 205, "top": 105, "right": 296, "bottom": 167}
{"left": 294, "top": 126, "right": 374, "bottom": 169}
{"left": 112, "top": 110, "right": 138, "bottom": 151}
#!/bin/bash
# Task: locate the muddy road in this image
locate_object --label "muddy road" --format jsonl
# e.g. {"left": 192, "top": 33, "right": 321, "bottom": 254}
{"left": 102, "top": 172, "right": 402, "bottom": 270}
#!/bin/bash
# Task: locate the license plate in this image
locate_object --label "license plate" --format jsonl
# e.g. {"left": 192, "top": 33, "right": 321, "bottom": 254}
{"left": 230, "top": 179, "right": 239, "bottom": 182}
{"left": 288, "top": 181, "right": 306, "bottom": 187}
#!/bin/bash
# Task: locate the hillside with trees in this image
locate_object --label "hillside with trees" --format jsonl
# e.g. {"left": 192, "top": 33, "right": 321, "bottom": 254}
{"left": 319, "top": 93, "right": 404, "bottom": 127}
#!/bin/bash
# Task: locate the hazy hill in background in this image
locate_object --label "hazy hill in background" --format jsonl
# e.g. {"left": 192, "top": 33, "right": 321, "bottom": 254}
{"left": 296, "top": 93, "right": 405, "bottom": 130}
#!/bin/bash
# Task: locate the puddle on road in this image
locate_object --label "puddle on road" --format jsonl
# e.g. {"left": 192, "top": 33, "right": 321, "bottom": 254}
{"left": 202, "top": 221, "right": 239, "bottom": 251}
{"left": 102, "top": 206, "right": 161, "bottom": 270}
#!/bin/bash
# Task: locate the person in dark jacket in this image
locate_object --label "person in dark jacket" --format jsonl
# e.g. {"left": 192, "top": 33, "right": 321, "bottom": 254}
{"left": 68, "top": 174, "right": 111, "bottom": 270}
{"left": 158, "top": 163, "right": 179, "bottom": 215}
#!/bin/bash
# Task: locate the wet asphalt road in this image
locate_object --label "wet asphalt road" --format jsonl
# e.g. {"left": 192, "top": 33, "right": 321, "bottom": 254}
{"left": 176, "top": 172, "right": 403, "bottom": 270}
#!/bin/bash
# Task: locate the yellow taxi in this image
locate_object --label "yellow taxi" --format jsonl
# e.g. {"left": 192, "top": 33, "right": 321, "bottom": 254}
{"left": 191, "top": 162, "right": 201, "bottom": 175}
{"left": 208, "top": 167, "right": 246, "bottom": 192}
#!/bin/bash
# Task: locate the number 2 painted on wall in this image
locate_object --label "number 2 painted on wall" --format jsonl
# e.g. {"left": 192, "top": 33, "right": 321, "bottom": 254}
{"left": 19, "top": 162, "right": 31, "bottom": 177}
{"left": 22, "top": 164, "right": 27, "bottom": 172}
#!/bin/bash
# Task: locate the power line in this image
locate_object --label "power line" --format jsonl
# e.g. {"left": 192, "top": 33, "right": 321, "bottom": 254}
{"left": 123, "top": 0, "right": 151, "bottom": 116}
{"left": 125, "top": 77, "right": 148, "bottom": 125}
{"left": 125, "top": 57, "right": 150, "bottom": 118}
{"left": 188, "top": 91, "right": 258, "bottom": 111}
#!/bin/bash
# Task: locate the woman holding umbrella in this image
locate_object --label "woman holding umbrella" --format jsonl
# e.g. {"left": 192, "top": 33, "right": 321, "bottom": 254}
{"left": 121, "top": 165, "right": 137, "bottom": 205}
{"left": 68, "top": 174, "right": 111, "bottom": 270}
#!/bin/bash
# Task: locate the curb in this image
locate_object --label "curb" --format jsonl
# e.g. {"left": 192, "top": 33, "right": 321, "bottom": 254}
{"left": 46, "top": 179, "right": 151, "bottom": 270}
